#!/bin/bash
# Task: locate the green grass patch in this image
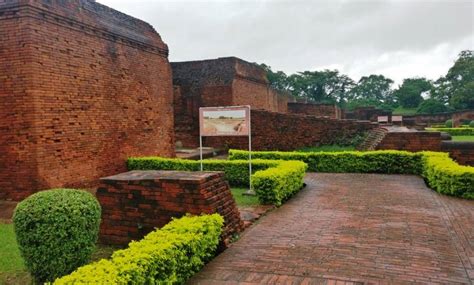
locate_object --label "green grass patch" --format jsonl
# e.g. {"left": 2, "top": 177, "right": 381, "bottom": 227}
{"left": 452, "top": 136, "right": 474, "bottom": 142}
{"left": 297, "top": 145, "right": 355, "bottom": 152}
{"left": 392, "top": 106, "right": 418, "bottom": 115}
{"left": 0, "top": 222, "right": 117, "bottom": 284}
{"left": 231, "top": 188, "right": 259, "bottom": 207}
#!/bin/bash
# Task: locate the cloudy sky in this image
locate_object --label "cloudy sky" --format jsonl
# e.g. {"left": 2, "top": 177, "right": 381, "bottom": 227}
{"left": 99, "top": 0, "right": 473, "bottom": 85}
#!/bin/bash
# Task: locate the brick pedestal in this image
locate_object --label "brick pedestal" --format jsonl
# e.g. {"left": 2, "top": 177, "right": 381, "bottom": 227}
{"left": 97, "top": 171, "right": 243, "bottom": 245}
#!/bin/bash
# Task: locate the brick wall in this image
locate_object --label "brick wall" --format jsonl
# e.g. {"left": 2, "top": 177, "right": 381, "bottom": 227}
{"left": 97, "top": 170, "right": 243, "bottom": 245}
{"left": 375, "top": 132, "right": 442, "bottom": 152}
{"left": 452, "top": 110, "right": 474, "bottom": 127}
{"left": 0, "top": 0, "right": 174, "bottom": 200}
{"left": 288, "top": 102, "right": 341, "bottom": 119}
{"left": 204, "top": 110, "right": 376, "bottom": 151}
{"left": 441, "top": 141, "right": 474, "bottom": 166}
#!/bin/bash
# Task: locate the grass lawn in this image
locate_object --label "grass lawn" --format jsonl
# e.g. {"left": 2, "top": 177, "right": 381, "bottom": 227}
{"left": 452, "top": 136, "right": 474, "bottom": 142}
{"left": 297, "top": 145, "right": 355, "bottom": 152}
{"left": 392, "top": 107, "right": 418, "bottom": 116}
{"left": 0, "top": 222, "right": 116, "bottom": 284}
{"left": 231, "top": 187, "right": 259, "bottom": 207}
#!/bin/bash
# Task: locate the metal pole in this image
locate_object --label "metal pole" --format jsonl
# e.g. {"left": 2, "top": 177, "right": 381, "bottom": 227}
{"left": 199, "top": 134, "right": 203, "bottom": 171}
{"left": 248, "top": 106, "right": 252, "bottom": 191}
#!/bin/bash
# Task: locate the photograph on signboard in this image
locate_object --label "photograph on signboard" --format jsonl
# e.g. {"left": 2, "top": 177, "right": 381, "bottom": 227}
{"left": 200, "top": 106, "right": 250, "bottom": 137}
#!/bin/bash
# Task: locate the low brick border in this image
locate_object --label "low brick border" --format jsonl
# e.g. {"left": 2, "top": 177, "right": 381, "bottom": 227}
{"left": 97, "top": 170, "right": 243, "bottom": 245}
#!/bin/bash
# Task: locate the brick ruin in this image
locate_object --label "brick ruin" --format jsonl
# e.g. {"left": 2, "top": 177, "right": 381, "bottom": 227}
{"left": 172, "top": 57, "right": 372, "bottom": 149}
{"left": 0, "top": 0, "right": 174, "bottom": 200}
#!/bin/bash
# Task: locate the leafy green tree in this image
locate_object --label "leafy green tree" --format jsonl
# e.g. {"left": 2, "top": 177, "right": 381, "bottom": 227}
{"left": 348, "top": 74, "right": 394, "bottom": 106}
{"left": 432, "top": 50, "right": 474, "bottom": 109}
{"left": 258, "top": 64, "right": 292, "bottom": 93}
{"left": 416, "top": 99, "right": 449, "bottom": 114}
{"left": 394, "top": 78, "right": 433, "bottom": 108}
{"left": 288, "top": 70, "right": 355, "bottom": 104}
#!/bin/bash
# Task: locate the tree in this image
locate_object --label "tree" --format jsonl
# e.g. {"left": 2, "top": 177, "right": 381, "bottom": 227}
{"left": 432, "top": 50, "right": 474, "bottom": 109}
{"left": 394, "top": 78, "right": 433, "bottom": 108}
{"left": 348, "top": 74, "right": 394, "bottom": 107}
{"left": 288, "top": 70, "right": 355, "bottom": 104}
{"left": 416, "top": 99, "right": 449, "bottom": 114}
{"left": 258, "top": 64, "right": 291, "bottom": 93}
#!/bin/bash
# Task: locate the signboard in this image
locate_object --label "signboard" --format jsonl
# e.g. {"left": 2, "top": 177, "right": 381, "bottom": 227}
{"left": 198, "top": 106, "right": 253, "bottom": 194}
{"left": 377, "top": 116, "right": 388, "bottom": 123}
{"left": 199, "top": 106, "right": 250, "bottom": 137}
{"left": 392, "top": 115, "right": 403, "bottom": 122}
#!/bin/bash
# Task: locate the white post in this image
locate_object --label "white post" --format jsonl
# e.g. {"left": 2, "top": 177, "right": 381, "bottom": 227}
{"left": 199, "top": 133, "right": 203, "bottom": 171}
{"left": 248, "top": 106, "right": 252, "bottom": 191}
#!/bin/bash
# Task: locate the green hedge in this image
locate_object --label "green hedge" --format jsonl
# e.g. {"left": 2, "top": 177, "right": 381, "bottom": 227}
{"left": 426, "top": 127, "right": 474, "bottom": 136}
{"left": 229, "top": 149, "right": 473, "bottom": 199}
{"left": 229, "top": 149, "right": 422, "bottom": 174}
{"left": 421, "top": 152, "right": 474, "bottom": 199}
{"left": 13, "top": 189, "right": 101, "bottom": 283}
{"left": 127, "top": 157, "right": 307, "bottom": 206}
{"left": 54, "top": 214, "right": 224, "bottom": 284}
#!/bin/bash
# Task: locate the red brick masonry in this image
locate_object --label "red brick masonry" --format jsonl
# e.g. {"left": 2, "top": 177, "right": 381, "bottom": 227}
{"left": 97, "top": 170, "right": 243, "bottom": 245}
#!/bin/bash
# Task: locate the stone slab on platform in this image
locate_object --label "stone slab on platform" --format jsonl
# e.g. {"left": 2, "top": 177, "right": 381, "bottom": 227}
{"left": 98, "top": 170, "right": 243, "bottom": 246}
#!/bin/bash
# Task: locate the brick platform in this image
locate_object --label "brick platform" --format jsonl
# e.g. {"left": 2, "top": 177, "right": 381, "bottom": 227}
{"left": 97, "top": 170, "right": 243, "bottom": 245}
{"left": 189, "top": 173, "right": 474, "bottom": 284}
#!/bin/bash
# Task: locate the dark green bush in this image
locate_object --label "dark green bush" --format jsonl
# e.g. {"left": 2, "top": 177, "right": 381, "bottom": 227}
{"left": 127, "top": 157, "right": 307, "bottom": 206}
{"left": 470, "top": 121, "right": 474, "bottom": 128}
{"left": 229, "top": 149, "right": 423, "bottom": 174}
{"left": 445, "top": 119, "right": 453, "bottom": 128}
{"left": 13, "top": 189, "right": 101, "bottom": 283}
{"left": 54, "top": 214, "right": 224, "bottom": 284}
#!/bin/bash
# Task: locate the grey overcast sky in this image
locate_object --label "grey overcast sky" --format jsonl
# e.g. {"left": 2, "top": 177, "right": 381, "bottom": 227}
{"left": 99, "top": 0, "right": 473, "bottom": 85}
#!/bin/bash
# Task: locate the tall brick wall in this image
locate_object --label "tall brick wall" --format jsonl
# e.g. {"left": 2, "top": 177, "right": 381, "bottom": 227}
{"left": 0, "top": 0, "right": 174, "bottom": 200}
{"left": 452, "top": 110, "right": 474, "bottom": 127}
{"left": 204, "top": 110, "right": 376, "bottom": 151}
{"left": 288, "top": 102, "right": 341, "bottom": 119}
{"left": 172, "top": 57, "right": 292, "bottom": 148}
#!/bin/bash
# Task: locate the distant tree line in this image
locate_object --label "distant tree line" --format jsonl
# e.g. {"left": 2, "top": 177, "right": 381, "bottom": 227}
{"left": 258, "top": 50, "right": 473, "bottom": 114}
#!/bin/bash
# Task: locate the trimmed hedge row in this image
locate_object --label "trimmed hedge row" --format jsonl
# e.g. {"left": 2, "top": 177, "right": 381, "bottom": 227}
{"left": 229, "top": 149, "right": 423, "bottom": 174}
{"left": 426, "top": 127, "right": 474, "bottom": 136}
{"left": 229, "top": 149, "right": 473, "bottom": 199}
{"left": 54, "top": 214, "right": 224, "bottom": 284}
{"left": 422, "top": 152, "right": 474, "bottom": 199}
{"left": 127, "top": 157, "right": 307, "bottom": 206}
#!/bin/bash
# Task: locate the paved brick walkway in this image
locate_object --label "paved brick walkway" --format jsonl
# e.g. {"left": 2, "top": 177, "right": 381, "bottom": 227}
{"left": 189, "top": 173, "right": 474, "bottom": 284}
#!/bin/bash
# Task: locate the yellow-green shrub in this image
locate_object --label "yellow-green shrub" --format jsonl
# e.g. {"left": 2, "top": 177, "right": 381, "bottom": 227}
{"left": 229, "top": 149, "right": 423, "bottom": 174}
{"left": 229, "top": 149, "right": 473, "bottom": 200}
{"left": 426, "top": 127, "right": 474, "bottom": 136}
{"left": 127, "top": 157, "right": 307, "bottom": 206}
{"left": 421, "top": 152, "right": 474, "bottom": 199}
{"left": 54, "top": 214, "right": 224, "bottom": 285}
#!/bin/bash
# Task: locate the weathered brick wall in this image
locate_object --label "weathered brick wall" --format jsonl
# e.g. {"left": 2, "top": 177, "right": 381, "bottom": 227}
{"left": 204, "top": 110, "right": 376, "bottom": 151}
{"left": 0, "top": 0, "right": 174, "bottom": 200}
{"left": 288, "top": 102, "right": 340, "bottom": 119}
{"left": 344, "top": 107, "right": 391, "bottom": 121}
{"left": 441, "top": 141, "right": 474, "bottom": 166}
{"left": 97, "top": 170, "right": 243, "bottom": 245}
{"left": 452, "top": 110, "right": 474, "bottom": 127}
{"left": 376, "top": 132, "right": 442, "bottom": 152}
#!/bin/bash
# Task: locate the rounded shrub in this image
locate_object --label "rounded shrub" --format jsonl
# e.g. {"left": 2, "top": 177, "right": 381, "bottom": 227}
{"left": 445, "top": 119, "right": 453, "bottom": 128}
{"left": 13, "top": 189, "right": 101, "bottom": 283}
{"left": 469, "top": 121, "right": 474, "bottom": 128}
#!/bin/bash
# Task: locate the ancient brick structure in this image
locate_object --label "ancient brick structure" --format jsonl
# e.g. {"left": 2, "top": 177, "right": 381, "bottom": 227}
{"left": 288, "top": 102, "right": 342, "bottom": 119}
{"left": 375, "top": 131, "right": 442, "bottom": 152}
{"left": 0, "top": 0, "right": 174, "bottom": 200}
{"left": 97, "top": 170, "right": 243, "bottom": 245}
{"left": 204, "top": 110, "right": 376, "bottom": 151}
{"left": 441, "top": 141, "right": 474, "bottom": 166}
{"left": 452, "top": 110, "right": 474, "bottom": 127}
{"left": 172, "top": 57, "right": 294, "bottom": 147}
{"left": 343, "top": 107, "right": 392, "bottom": 122}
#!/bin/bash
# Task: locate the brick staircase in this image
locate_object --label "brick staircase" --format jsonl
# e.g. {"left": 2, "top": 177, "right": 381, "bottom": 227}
{"left": 356, "top": 128, "right": 388, "bottom": 150}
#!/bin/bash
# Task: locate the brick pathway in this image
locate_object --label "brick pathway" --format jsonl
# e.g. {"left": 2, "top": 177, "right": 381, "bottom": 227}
{"left": 189, "top": 173, "right": 474, "bottom": 284}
